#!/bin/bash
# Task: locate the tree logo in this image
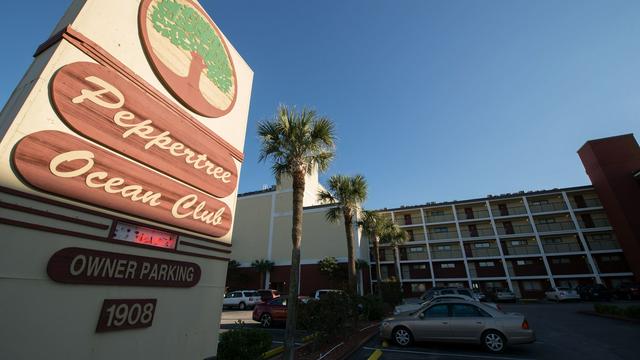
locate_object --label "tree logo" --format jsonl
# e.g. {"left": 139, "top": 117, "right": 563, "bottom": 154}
{"left": 139, "top": 0, "right": 237, "bottom": 118}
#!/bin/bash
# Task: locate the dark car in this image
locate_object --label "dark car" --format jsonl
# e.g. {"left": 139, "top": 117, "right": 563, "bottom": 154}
{"left": 257, "top": 289, "right": 280, "bottom": 302}
{"left": 252, "top": 296, "right": 311, "bottom": 328}
{"left": 576, "top": 284, "right": 612, "bottom": 301}
{"left": 613, "top": 283, "right": 640, "bottom": 300}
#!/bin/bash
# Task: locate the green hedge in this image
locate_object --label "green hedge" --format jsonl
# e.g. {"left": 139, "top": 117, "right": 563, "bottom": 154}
{"left": 217, "top": 322, "right": 272, "bottom": 360}
{"left": 594, "top": 304, "right": 640, "bottom": 319}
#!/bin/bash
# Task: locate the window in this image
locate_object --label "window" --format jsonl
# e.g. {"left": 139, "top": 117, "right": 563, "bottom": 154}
{"left": 531, "top": 199, "right": 549, "bottom": 206}
{"left": 601, "top": 255, "right": 621, "bottom": 262}
{"left": 431, "top": 210, "right": 445, "bottom": 216}
{"left": 474, "top": 242, "right": 490, "bottom": 248}
{"left": 269, "top": 297, "right": 287, "bottom": 306}
{"left": 511, "top": 240, "right": 522, "bottom": 246}
{"left": 440, "top": 289, "right": 455, "bottom": 295}
{"left": 479, "top": 261, "right": 495, "bottom": 267}
{"left": 404, "top": 214, "right": 412, "bottom": 225}
{"left": 551, "top": 258, "right": 571, "bottom": 264}
{"left": 409, "top": 247, "right": 424, "bottom": 253}
{"left": 434, "top": 227, "right": 448, "bottom": 233}
{"left": 423, "top": 304, "right": 449, "bottom": 318}
{"left": 440, "top": 263, "right": 455, "bottom": 269}
{"left": 516, "top": 260, "right": 534, "bottom": 266}
{"left": 538, "top": 218, "right": 557, "bottom": 224}
{"left": 522, "top": 281, "right": 543, "bottom": 291}
{"left": 436, "top": 245, "right": 452, "bottom": 251}
{"left": 411, "top": 283, "right": 425, "bottom": 292}
{"left": 412, "top": 264, "right": 426, "bottom": 270}
{"left": 451, "top": 304, "right": 487, "bottom": 317}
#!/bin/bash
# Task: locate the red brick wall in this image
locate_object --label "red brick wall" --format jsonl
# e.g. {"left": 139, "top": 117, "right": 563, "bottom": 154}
{"left": 578, "top": 134, "right": 640, "bottom": 281}
{"left": 432, "top": 261, "right": 466, "bottom": 278}
{"left": 509, "top": 257, "right": 547, "bottom": 276}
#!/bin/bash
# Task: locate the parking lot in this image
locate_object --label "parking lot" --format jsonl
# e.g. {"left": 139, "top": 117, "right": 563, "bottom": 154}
{"left": 220, "top": 309, "right": 309, "bottom": 348}
{"left": 348, "top": 301, "right": 640, "bottom": 360}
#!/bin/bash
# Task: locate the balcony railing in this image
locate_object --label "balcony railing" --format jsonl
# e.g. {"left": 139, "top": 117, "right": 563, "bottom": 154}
{"left": 542, "top": 242, "right": 582, "bottom": 253}
{"left": 466, "top": 248, "right": 500, "bottom": 258}
{"left": 586, "top": 238, "right": 620, "bottom": 251}
{"left": 430, "top": 250, "right": 462, "bottom": 259}
{"left": 503, "top": 245, "right": 540, "bottom": 256}
{"left": 572, "top": 198, "right": 602, "bottom": 209}
{"left": 496, "top": 224, "right": 533, "bottom": 235}
{"left": 459, "top": 228, "right": 494, "bottom": 238}
{"left": 457, "top": 209, "right": 490, "bottom": 220}
{"left": 491, "top": 206, "right": 527, "bottom": 217}
{"left": 528, "top": 201, "right": 567, "bottom": 213}
{"left": 395, "top": 215, "right": 422, "bottom": 226}
{"left": 535, "top": 221, "right": 575, "bottom": 232}
{"left": 426, "top": 213, "right": 455, "bottom": 223}
{"left": 428, "top": 231, "right": 457, "bottom": 240}
{"left": 579, "top": 218, "right": 610, "bottom": 229}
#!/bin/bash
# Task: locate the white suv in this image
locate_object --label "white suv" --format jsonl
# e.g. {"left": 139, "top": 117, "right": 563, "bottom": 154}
{"left": 223, "top": 290, "right": 260, "bottom": 310}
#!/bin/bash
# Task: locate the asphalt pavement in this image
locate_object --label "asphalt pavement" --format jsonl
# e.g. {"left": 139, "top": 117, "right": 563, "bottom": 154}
{"left": 348, "top": 300, "right": 640, "bottom": 360}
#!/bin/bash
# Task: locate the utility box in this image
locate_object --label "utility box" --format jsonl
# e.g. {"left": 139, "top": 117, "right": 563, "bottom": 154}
{"left": 0, "top": 0, "right": 252, "bottom": 359}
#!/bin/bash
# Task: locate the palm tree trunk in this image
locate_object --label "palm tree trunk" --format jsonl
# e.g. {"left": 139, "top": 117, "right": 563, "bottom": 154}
{"left": 393, "top": 245, "right": 401, "bottom": 286}
{"left": 283, "top": 172, "right": 305, "bottom": 360}
{"left": 344, "top": 212, "right": 357, "bottom": 295}
{"left": 372, "top": 235, "right": 383, "bottom": 298}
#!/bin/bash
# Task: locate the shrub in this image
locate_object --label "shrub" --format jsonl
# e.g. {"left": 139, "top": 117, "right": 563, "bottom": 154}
{"left": 594, "top": 304, "right": 640, "bottom": 319}
{"left": 355, "top": 295, "right": 386, "bottom": 321}
{"left": 297, "top": 292, "right": 355, "bottom": 345}
{"left": 379, "top": 280, "right": 403, "bottom": 306}
{"left": 217, "top": 321, "right": 272, "bottom": 360}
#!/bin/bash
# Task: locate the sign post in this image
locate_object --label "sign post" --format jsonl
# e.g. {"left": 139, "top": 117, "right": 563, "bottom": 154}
{"left": 0, "top": 1, "right": 252, "bottom": 359}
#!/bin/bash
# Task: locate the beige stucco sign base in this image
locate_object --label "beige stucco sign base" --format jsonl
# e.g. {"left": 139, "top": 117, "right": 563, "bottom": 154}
{"left": 0, "top": 0, "right": 252, "bottom": 359}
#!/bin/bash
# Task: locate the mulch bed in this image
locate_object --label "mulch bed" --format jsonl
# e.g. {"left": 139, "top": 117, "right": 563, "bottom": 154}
{"left": 273, "top": 321, "right": 379, "bottom": 360}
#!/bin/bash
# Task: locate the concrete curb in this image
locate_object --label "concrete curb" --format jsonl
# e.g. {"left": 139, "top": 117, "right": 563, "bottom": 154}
{"left": 262, "top": 333, "right": 318, "bottom": 359}
{"left": 367, "top": 349, "right": 383, "bottom": 360}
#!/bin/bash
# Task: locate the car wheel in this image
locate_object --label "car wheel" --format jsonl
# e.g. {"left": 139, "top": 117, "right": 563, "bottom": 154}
{"left": 482, "top": 330, "right": 506, "bottom": 353}
{"left": 260, "top": 313, "right": 272, "bottom": 328}
{"left": 392, "top": 327, "right": 413, "bottom": 347}
{"left": 238, "top": 302, "right": 246, "bottom": 310}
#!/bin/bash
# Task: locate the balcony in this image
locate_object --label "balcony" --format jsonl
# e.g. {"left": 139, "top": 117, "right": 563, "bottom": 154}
{"left": 400, "top": 246, "right": 429, "bottom": 261}
{"left": 430, "top": 244, "right": 463, "bottom": 259}
{"left": 541, "top": 236, "right": 583, "bottom": 253}
{"left": 572, "top": 198, "right": 602, "bottom": 209}
{"left": 578, "top": 218, "right": 610, "bottom": 229}
{"left": 395, "top": 213, "right": 422, "bottom": 226}
{"left": 457, "top": 209, "right": 490, "bottom": 221}
{"left": 585, "top": 233, "right": 620, "bottom": 251}
{"left": 491, "top": 205, "right": 527, "bottom": 218}
{"left": 425, "top": 213, "right": 455, "bottom": 223}
{"left": 459, "top": 227, "right": 494, "bottom": 238}
{"left": 535, "top": 221, "right": 575, "bottom": 233}
{"left": 465, "top": 245, "right": 501, "bottom": 258}
{"left": 428, "top": 230, "right": 458, "bottom": 240}
{"left": 496, "top": 223, "right": 533, "bottom": 236}
{"left": 528, "top": 201, "right": 567, "bottom": 213}
{"left": 502, "top": 239, "right": 540, "bottom": 256}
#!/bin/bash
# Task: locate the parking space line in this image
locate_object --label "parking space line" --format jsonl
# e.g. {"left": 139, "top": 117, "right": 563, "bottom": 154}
{"left": 362, "top": 346, "right": 534, "bottom": 360}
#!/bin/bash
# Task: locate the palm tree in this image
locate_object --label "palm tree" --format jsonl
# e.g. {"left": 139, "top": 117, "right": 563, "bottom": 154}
{"left": 380, "top": 223, "right": 409, "bottom": 287}
{"left": 251, "top": 259, "right": 275, "bottom": 289}
{"left": 258, "top": 105, "right": 335, "bottom": 360}
{"left": 318, "top": 174, "right": 368, "bottom": 295}
{"left": 359, "top": 211, "right": 394, "bottom": 297}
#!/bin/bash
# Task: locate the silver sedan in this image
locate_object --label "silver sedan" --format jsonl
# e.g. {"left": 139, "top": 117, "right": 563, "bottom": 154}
{"left": 380, "top": 299, "right": 535, "bottom": 353}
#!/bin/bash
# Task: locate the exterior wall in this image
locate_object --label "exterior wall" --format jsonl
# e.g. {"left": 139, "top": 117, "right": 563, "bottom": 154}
{"left": 369, "top": 185, "right": 634, "bottom": 299}
{"left": 579, "top": 134, "right": 640, "bottom": 282}
{"left": 230, "top": 192, "right": 272, "bottom": 264}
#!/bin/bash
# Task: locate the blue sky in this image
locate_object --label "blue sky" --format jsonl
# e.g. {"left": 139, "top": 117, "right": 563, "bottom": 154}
{"left": 1, "top": 1, "right": 639, "bottom": 209}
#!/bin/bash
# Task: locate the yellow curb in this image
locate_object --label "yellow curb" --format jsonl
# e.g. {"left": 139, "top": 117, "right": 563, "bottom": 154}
{"left": 367, "top": 349, "right": 383, "bottom": 360}
{"left": 262, "top": 345, "right": 284, "bottom": 359}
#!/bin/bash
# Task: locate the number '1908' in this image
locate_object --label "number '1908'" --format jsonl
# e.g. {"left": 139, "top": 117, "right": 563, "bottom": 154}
{"left": 96, "top": 299, "right": 157, "bottom": 332}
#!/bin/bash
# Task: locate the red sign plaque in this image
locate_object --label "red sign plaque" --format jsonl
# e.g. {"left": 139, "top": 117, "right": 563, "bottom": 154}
{"left": 51, "top": 61, "right": 238, "bottom": 198}
{"left": 47, "top": 247, "right": 201, "bottom": 287}
{"left": 96, "top": 299, "right": 157, "bottom": 332}
{"left": 13, "top": 130, "right": 232, "bottom": 238}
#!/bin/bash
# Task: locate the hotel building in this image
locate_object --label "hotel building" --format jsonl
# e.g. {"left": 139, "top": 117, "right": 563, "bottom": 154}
{"left": 228, "top": 134, "right": 640, "bottom": 298}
